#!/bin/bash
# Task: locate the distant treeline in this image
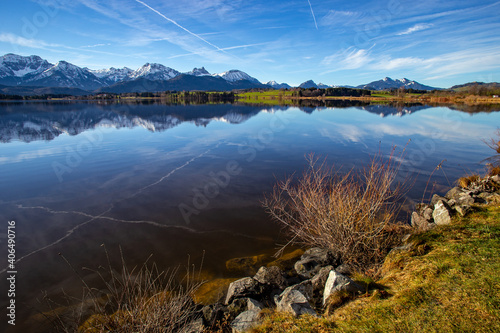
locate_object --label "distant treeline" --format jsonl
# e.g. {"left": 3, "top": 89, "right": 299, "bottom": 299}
{"left": 290, "top": 87, "right": 372, "bottom": 97}
{"left": 0, "top": 91, "right": 236, "bottom": 102}
{"left": 0, "top": 93, "right": 75, "bottom": 100}
{"left": 133, "top": 91, "right": 236, "bottom": 103}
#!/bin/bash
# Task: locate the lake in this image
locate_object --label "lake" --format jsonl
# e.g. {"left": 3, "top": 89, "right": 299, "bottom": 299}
{"left": 0, "top": 100, "right": 499, "bottom": 331}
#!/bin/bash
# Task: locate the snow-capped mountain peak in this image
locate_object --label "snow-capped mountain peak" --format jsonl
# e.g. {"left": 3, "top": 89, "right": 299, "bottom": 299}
{"left": 357, "top": 77, "right": 438, "bottom": 91}
{"left": 129, "top": 63, "right": 180, "bottom": 81}
{"left": 0, "top": 53, "right": 53, "bottom": 79}
{"left": 213, "top": 69, "right": 260, "bottom": 83}
{"left": 21, "top": 60, "right": 105, "bottom": 90}
{"left": 88, "top": 67, "right": 134, "bottom": 84}
{"left": 265, "top": 81, "right": 292, "bottom": 89}
{"left": 186, "top": 67, "right": 210, "bottom": 76}
{"left": 317, "top": 82, "right": 331, "bottom": 88}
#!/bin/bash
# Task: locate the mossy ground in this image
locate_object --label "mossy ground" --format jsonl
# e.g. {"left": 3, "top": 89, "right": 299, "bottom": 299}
{"left": 255, "top": 205, "right": 500, "bottom": 332}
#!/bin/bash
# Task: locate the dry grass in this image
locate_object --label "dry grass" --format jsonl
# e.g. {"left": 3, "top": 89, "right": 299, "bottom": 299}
{"left": 255, "top": 205, "right": 500, "bottom": 332}
{"left": 488, "top": 165, "right": 500, "bottom": 176}
{"left": 42, "top": 247, "right": 203, "bottom": 333}
{"left": 263, "top": 149, "right": 410, "bottom": 272}
{"left": 457, "top": 174, "right": 481, "bottom": 188}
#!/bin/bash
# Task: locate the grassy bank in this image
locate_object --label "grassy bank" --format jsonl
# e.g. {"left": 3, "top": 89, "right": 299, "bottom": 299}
{"left": 255, "top": 204, "right": 500, "bottom": 332}
{"left": 236, "top": 89, "right": 500, "bottom": 106}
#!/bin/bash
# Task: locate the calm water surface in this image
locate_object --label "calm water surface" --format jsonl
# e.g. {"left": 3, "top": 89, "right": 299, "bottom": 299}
{"left": 0, "top": 101, "right": 499, "bottom": 331}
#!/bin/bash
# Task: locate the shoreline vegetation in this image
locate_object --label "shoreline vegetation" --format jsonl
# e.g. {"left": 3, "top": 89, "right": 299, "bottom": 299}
{"left": 1, "top": 87, "right": 500, "bottom": 107}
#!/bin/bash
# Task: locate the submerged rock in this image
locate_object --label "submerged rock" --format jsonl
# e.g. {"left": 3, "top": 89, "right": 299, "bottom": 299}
{"left": 226, "top": 254, "right": 270, "bottom": 275}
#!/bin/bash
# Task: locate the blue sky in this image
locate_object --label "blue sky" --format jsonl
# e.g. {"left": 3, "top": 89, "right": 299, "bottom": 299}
{"left": 1, "top": 0, "right": 500, "bottom": 87}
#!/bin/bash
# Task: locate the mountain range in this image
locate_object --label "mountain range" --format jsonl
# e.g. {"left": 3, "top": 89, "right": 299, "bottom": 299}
{"left": 0, "top": 53, "right": 443, "bottom": 95}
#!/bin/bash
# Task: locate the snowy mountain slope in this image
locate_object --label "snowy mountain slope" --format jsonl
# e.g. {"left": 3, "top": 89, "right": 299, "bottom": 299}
{"left": 129, "top": 63, "right": 180, "bottom": 81}
{"left": 23, "top": 61, "right": 105, "bottom": 90}
{"left": 186, "top": 67, "right": 210, "bottom": 76}
{"left": 265, "top": 81, "right": 291, "bottom": 89}
{"left": 213, "top": 69, "right": 260, "bottom": 83}
{"left": 357, "top": 77, "right": 438, "bottom": 91}
{"left": 0, "top": 54, "right": 53, "bottom": 85}
{"left": 88, "top": 67, "right": 134, "bottom": 84}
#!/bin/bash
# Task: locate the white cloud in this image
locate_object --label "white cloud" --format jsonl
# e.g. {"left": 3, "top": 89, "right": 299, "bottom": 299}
{"left": 375, "top": 56, "right": 425, "bottom": 70}
{"left": 322, "top": 47, "right": 372, "bottom": 70}
{"left": 320, "top": 10, "right": 360, "bottom": 26}
{"left": 0, "top": 33, "right": 57, "bottom": 49}
{"left": 397, "top": 23, "right": 433, "bottom": 35}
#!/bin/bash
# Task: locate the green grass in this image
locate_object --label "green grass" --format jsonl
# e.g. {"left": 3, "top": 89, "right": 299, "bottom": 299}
{"left": 255, "top": 205, "right": 500, "bottom": 333}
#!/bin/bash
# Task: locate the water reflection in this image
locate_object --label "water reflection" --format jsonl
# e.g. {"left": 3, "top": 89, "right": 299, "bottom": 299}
{"left": 0, "top": 101, "right": 499, "bottom": 332}
{"left": 0, "top": 101, "right": 473, "bottom": 144}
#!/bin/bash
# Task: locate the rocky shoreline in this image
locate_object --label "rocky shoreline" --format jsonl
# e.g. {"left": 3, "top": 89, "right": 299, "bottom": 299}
{"left": 183, "top": 175, "right": 500, "bottom": 333}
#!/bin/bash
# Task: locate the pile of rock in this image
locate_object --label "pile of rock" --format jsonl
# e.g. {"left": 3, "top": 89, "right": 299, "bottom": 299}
{"left": 411, "top": 175, "right": 500, "bottom": 230}
{"left": 188, "top": 248, "right": 364, "bottom": 333}
{"left": 185, "top": 175, "right": 499, "bottom": 332}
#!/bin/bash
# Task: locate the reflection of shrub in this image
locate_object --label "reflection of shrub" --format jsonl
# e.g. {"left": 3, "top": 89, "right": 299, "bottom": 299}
{"left": 263, "top": 151, "right": 409, "bottom": 272}
{"left": 46, "top": 250, "right": 202, "bottom": 333}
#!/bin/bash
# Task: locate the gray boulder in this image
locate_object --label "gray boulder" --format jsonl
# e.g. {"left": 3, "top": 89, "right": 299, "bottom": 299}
{"left": 411, "top": 211, "right": 434, "bottom": 230}
{"left": 225, "top": 277, "right": 266, "bottom": 305}
{"left": 231, "top": 309, "right": 261, "bottom": 333}
{"left": 227, "top": 297, "right": 264, "bottom": 321}
{"left": 311, "top": 265, "right": 333, "bottom": 293}
{"left": 432, "top": 200, "right": 453, "bottom": 225}
{"left": 275, "top": 286, "right": 316, "bottom": 317}
{"left": 455, "top": 193, "right": 475, "bottom": 206}
{"left": 431, "top": 194, "right": 448, "bottom": 207}
{"left": 323, "top": 270, "right": 363, "bottom": 305}
{"left": 294, "top": 248, "right": 338, "bottom": 279}
{"left": 310, "top": 265, "right": 333, "bottom": 305}
{"left": 445, "top": 187, "right": 466, "bottom": 200}
{"left": 253, "top": 266, "right": 288, "bottom": 290}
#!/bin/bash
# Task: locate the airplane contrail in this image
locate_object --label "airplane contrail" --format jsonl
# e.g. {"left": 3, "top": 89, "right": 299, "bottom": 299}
{"left": 135, "top": 0, "right": 227, "bottom": 53}
{"left": 307, "top": 0, "right": 318, "bottom": 30}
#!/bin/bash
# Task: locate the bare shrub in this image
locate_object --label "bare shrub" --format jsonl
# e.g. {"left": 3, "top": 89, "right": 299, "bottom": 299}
{"left": 484, "top": 128, "right": 500, "bottom": 172}
{"left": 263, "top": 149, "right": 409, "bottom": 271}
{"left": 42, "top": 248, "right": 203, "bottom": 333}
